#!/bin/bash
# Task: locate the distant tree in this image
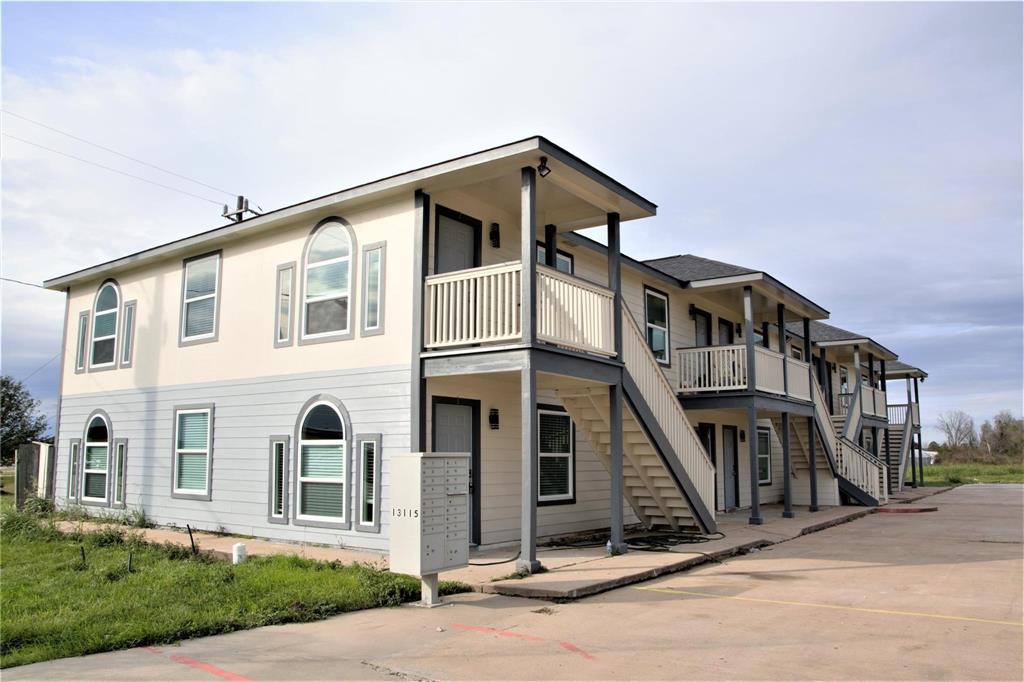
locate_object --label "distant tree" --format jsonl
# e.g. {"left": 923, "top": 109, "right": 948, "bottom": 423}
{"left": 980, "top": 411, "right": 1024, "bottom": 460}
{"left": 0, "top": 376, "right": 48, "bottom": 465}
{"left": 937, "top": 410, "right": 977, "bottom": 449}
{"left": 927, "top": 441, "right": 941, "bottom": 451}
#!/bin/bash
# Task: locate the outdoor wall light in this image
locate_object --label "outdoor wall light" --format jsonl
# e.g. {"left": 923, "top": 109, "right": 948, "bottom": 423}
{"left": 488, "top": 408, "right": 500, "bottom": 430}
{"left": 735, "top": 322, "right": 743, "bottom": 337}
{"left": 537, "top": 156, "right": 551, "bottom": 178}
{"left": 489, "top": 223, "right": 500, "bottom": 248}
{"left": 740, "top": 430, "right": 746, "bottom": 443}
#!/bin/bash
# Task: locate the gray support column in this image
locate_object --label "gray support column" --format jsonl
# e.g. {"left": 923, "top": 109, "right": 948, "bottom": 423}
{"left": 543, "top": 224, "right": 557, "bottom": 268}
{"left": 853, "top": 345, "right": 863, "bottom": 426}
{"left": 608, "top": 380, "right": 627, "bottom": 554}
{"left": 777, "top": 303, "right": 788, "bottom": 395}
{"left": 868, "top": 353, "right": 876, "bottom": 388}
{"left": 884, "top": 426, "right": 893, "bottom": 494}
{"left": 521, "top": 167, "right": 537, "bottom": 345}
{"left": 743, "top": 286, "right": 763, "bottom": 525}
{"left": 916, "top": 431, "right": 926, "bottom": 486}
{"left": 761, "top": 322, "right": 770, "bottom": 348}
{"left": 607, "top": 213, "right": 622, "bottom": 359}
{"left": 410, "top": 190, "right": 430, "bottom": 452}
{"left": 517, "top": 359, "right": 541, "bottom": 573}
{"left": 781, "top": 412, "right": 794, "bottom": 518}
{"left": 820, "top": 347, "right": 832, "bottom": 413}
{"left": 807, "top": 415, "right": 819, "bottom": 511}
{"left": 871, "top": 425, "right": 879, "bottom": 456}
{"left": 906, "top": 377, "right": 917, "bottom": 488}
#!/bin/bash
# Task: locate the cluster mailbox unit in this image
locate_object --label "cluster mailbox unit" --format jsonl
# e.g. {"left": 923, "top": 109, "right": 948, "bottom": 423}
{"left": 389, "top": 452, "right": 471, "bottom": 605}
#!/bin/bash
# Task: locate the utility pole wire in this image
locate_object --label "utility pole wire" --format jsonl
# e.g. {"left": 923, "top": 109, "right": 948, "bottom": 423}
{"left": 3, "top": 133, "right": 225, "bottom": 206}
{"left": 19, "top": 351, "right": 62, "bottom": 382}
{"left": 0, "top": 276, "right": 51, "bottom": 290}
{"left": 1, "top": 109, "right": 238, "bottom": 197}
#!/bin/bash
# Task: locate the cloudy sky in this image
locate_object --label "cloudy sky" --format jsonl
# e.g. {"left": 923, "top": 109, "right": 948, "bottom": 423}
{"left": 2, "top": 2, "right": 1021, "bottom": 444}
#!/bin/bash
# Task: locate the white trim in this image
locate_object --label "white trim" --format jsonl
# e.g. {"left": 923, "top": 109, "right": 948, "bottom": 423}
{"left": 362, "top": 248, "right": 383, "bottom": 332}
{"left": 296, "top": 401, "right": 347, "bottom": 523}
{"left": 180, "top": 254, "right": 220, "bottom": 342}
{"left": 756, "top": 427, "right": 772, "bottom": 485}
{"left": 644, "top": 287, "right": 670, "bottom": 365}
{"left": 301, "top": 227, "right": 352, "bottom": 341}
{"left": 357, "top": 439, "right": 377, "bottom": 527}
{"left": 270, "top": 439, "right": 287, "bottom": 519}
{"left": 537, "top": 409, "right": 574, "bottom": 503}
{"left": 113, "top": 441, "right": 126, "bottom": 505}
{"left": 90, "top": 283, "right": 119, "bottom": 369}
{"left": 173, "top": 407, "right": 212, "bottom": 495}
{"left": 82, "top": 414, "right": 110, "bottom": 502}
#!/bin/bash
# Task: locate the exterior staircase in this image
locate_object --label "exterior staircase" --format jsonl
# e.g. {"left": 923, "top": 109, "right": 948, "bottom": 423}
{"left": 767, "top": 415, "right": 832, "bottom": 485}
{"left": 557, "top": 302, "right": 717, "bottom": 533}
{"left": 883, "top": 407, "right": 915, "bottom": 493}
{"left": 812, "top": 378, "right": 888, "bottom": 506}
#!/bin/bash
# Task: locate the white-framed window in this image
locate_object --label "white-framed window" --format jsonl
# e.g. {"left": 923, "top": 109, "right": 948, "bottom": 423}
{"left": 536, "top": 243, "right": 574, "bottom": 274}
{"left": 362, "top": 243, "right": 385, "bottom": 334}
{"left": 644, "top": 286, "right": 670, "bottom": 364}
{"left": 121, "top": 301, "right": 137, "bottom": 367}
{"left": 791, "top": 345, "right": 803, "bottom": 360}
{"left": 356, "top": 435, "right": 381, "bottom": 529}
{"left": 174, "top": 408, "right": 212, "bottom": 496}
{"left": 270, "top": 439, "right": 287, "bottom": 520}
{"left": 67, "top": 440, "right": 81, "bottom": 500}
{"left": 297, "top": 401, "right": 347, "bottom": 522}
{"left": 82, "top": 415, "right": 110, "bottom": 501}
{"left": 302, "top": 222, "right": 352, "bottom": 339}
{"left": 181, "top": 253, "right": 220, "bottom": 342}
{"left": 113, "top": 441, "right": 127, "bottom": 506}
{"left": 91, "top": 282, "right": 119, "bottom": 368}
{"left": 757, "top": 427, "right": 772, "bottom": 485}
{"left": 275, "top": 264, "right": 294, "bottom": 346}
{"left": 75, "top": 312, "right": 89, "bottom": 372}
{"left": 538, "top": 409, "right": 574, "bottom": 503}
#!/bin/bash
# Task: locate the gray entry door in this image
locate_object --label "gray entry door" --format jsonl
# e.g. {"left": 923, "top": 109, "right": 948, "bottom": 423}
{"left": 723, "top": 427, "right": 738, "bottom": 509}
{"left": 434, "top": 402, "right": 476, "bottom": 542}
{"left": 436, "top": 214, "right": 477, "bottom": 274}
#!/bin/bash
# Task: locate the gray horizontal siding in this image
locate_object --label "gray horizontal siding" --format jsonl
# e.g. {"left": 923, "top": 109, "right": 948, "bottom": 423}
{"left": 54, "top": 365, "right": 409, "bottom": 552}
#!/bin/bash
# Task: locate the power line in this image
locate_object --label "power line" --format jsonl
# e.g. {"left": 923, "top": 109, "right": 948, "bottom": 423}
{"left": 1, "top": 109, "right": 237, "bottom": 197}
{"left": 19, "top": 351, "right": 61, "bottom": 382}
{"left": 0, "top": 276, "right": 51, "bottom": 290}
{"left": 3, "top": 133, "right": 224, "bottom": 206}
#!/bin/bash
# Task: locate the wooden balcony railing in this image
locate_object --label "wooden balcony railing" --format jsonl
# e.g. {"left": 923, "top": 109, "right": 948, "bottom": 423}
{"left": 888, "top": 402, "right": 921, "bottom": 427}
{"left": 860, "top": 385, "right": 887, "bottom": 418}
{"left": 423, "top": 262, "right": 615, "bottom": 357}
{"left": 676, "top": 345, "right": 812, "bottom": 401}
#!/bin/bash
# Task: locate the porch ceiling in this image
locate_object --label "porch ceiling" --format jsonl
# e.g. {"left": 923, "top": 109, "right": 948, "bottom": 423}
{"left": 690, "top": 280, "right": 826, "bottom": 325}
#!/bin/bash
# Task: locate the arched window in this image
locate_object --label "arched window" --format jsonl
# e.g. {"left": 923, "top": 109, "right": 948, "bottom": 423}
{"left": 83, "top": 414, "right": 110, "bottom": 501}
{"left": 302, "top": 220, "right": 353, "bottom": 340}
{"left": 296, "top": 400, "right": 347, "bottom": 522}
{"left": 92, "top": 282, "right": 120, "bottom": 367}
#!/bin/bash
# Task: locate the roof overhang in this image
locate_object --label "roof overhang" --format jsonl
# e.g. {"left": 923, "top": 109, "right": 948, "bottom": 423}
{"left": 685, "top": 272, "right": 830, "bottom": 321}
{"left": 44, "top": 136, "right": 657, "bottom": 290}
{"left": 813, "top": 338, "right": 898, "bottom": 361}
{"left": 884, "top": 364, "right": 928, "bottom": 380}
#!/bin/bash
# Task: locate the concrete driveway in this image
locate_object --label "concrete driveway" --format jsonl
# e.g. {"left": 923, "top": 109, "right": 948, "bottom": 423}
{"left": 7, "top": 484, "right": 1022, "bottom": 681}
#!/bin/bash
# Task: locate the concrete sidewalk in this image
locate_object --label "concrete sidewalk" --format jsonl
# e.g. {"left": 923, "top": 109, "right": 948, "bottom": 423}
{"left": 57, "top": 486, "right": 950, "bottom": 600}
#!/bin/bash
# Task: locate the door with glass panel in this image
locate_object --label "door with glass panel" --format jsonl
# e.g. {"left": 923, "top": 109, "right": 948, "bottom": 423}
{"left": 435, "top": 207, "right": 481, "bottom": 275}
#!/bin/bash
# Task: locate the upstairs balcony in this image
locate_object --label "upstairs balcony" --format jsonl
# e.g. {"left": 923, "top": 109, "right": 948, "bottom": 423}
{"left": 424, "top": 262, "right": 616, "bottom": 358}
{"left": 887, "top": 402, "right": 920, "bottom": 427}
{"left": 676, "top": 344, "right": 812, "bottom": 402}
{"left": 837, "top": 385, "right": 888, "bottom": 419}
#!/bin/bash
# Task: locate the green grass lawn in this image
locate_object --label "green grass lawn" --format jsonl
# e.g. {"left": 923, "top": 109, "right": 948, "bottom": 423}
{"left": 0, "top": 471, "right": 14, "bottom": 511}
{"left": 0, "top": 510, "right": 467, "bottom": 668}
{"left": 920, "top": 462, "right": 1024, "bottom": 486}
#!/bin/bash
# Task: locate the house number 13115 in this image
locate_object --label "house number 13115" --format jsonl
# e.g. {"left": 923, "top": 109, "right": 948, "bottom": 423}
{"left": 392, "top": 508, "right": 419, "bottom": 518}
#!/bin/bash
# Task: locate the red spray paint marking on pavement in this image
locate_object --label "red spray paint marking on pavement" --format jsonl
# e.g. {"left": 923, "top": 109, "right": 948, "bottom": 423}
{"left": 140, "top": 645, "right": 253, "bottom": 681}
{"left": 450, "top": 623, "right": 596, "bottom": 660}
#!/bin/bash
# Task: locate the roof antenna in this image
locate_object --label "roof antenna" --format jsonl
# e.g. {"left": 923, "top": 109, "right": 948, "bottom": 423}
{"left": 222, "top": 195, "right": 261, "bottom": 223}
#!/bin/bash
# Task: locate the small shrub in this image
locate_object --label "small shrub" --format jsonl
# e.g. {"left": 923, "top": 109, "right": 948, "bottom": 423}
{"left": 20, "top": 497, "right": 54, "bottom": 517}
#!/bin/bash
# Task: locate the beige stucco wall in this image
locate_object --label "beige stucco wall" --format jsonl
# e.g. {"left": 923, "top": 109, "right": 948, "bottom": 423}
{"left": 61, "top": 196, "right": 415, "bottom": 395}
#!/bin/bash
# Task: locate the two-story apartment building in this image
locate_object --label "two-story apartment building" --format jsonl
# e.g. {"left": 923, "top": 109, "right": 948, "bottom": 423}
{"left": 44, "top": 137, "right": 907, "bottom": 574}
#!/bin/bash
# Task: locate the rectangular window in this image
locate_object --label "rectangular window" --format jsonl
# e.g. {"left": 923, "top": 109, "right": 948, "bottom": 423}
{"left": 535, "top": 243, "right": 574, "bottom": 274}
{"left": 361, "top": 243, "right": 386, "bottom": 335}
{"left": 644, "top": 287, "right": 670, "bottom": 364}
{"left": 269, "top": 438, "right": 287, "bottom": 521}
{"left": 538, "top": 409, "right": 574, "bottom": 503}
{"left": 113, "top": 441, "right": 127, "bottom": 506}
{"left": 181, "top": 253, "right": 220, "bottom": 343}
{"left": 358, "top": 439, "right": 379, "bottom": 527}
{"left": 91, "top": 307, "right": 117, "bottom": 369}
{"left": 840, "top": 366, "right": 850, "bottom": 393}
{"left": 174, "top": 408, "right": 212, "bottom": 496}
{"left": 121, "top": 301, "right": 137, "bottom": 367}
{"left": 75, "top": 312, "right": 89, "bottom": 373}
{"left": 298, "top": 442, "right": 346, "bottom": 521}
{"left": 82, "top": 442, "right": 109, "bottom": 501}
{"left": 275, "top": 264, "right": 294, "bottom": 347}
{"left": 791, "top": 345, "right": 803, "bottom": 360}
{"left": 757, "top": 428, "right": 772, "bottom": 485}
{"left": 68, "top": 440, "right": 81, "bottom": 499}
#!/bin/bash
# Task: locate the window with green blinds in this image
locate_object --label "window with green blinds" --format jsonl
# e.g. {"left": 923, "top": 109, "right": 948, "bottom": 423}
{"left": 82, "top": 414, "right": 110, "bottom": 501}
{"left": 538, "top": 410, "right": 573, "bottom": 503}
{"left": 300, "top": 445, "right": 344, "bottom": 478}
{"left": 300, "top": 482, "right": 344, "bottom": 517}
{"left": 175, "top": 410, "right": 210, "bottom": 493}
{"left": 297, "top": 400, "right": 346, "bottom": 521}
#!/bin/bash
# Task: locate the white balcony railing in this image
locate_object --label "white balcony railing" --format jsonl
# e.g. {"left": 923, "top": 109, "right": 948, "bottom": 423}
{"left": 536, "top": 265, "right": 615, "bottom": 357}
{"left": 424, "top": 262, "right": 616, "bottom": 357}
{"left": 860, "top": 385, "right": 887, "bottom": 418}
{"left": 676, "top": 344, "right": 812, "bottom": 401}
{"left": 888, "top": 402, "right": 921, "bottom": 427}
